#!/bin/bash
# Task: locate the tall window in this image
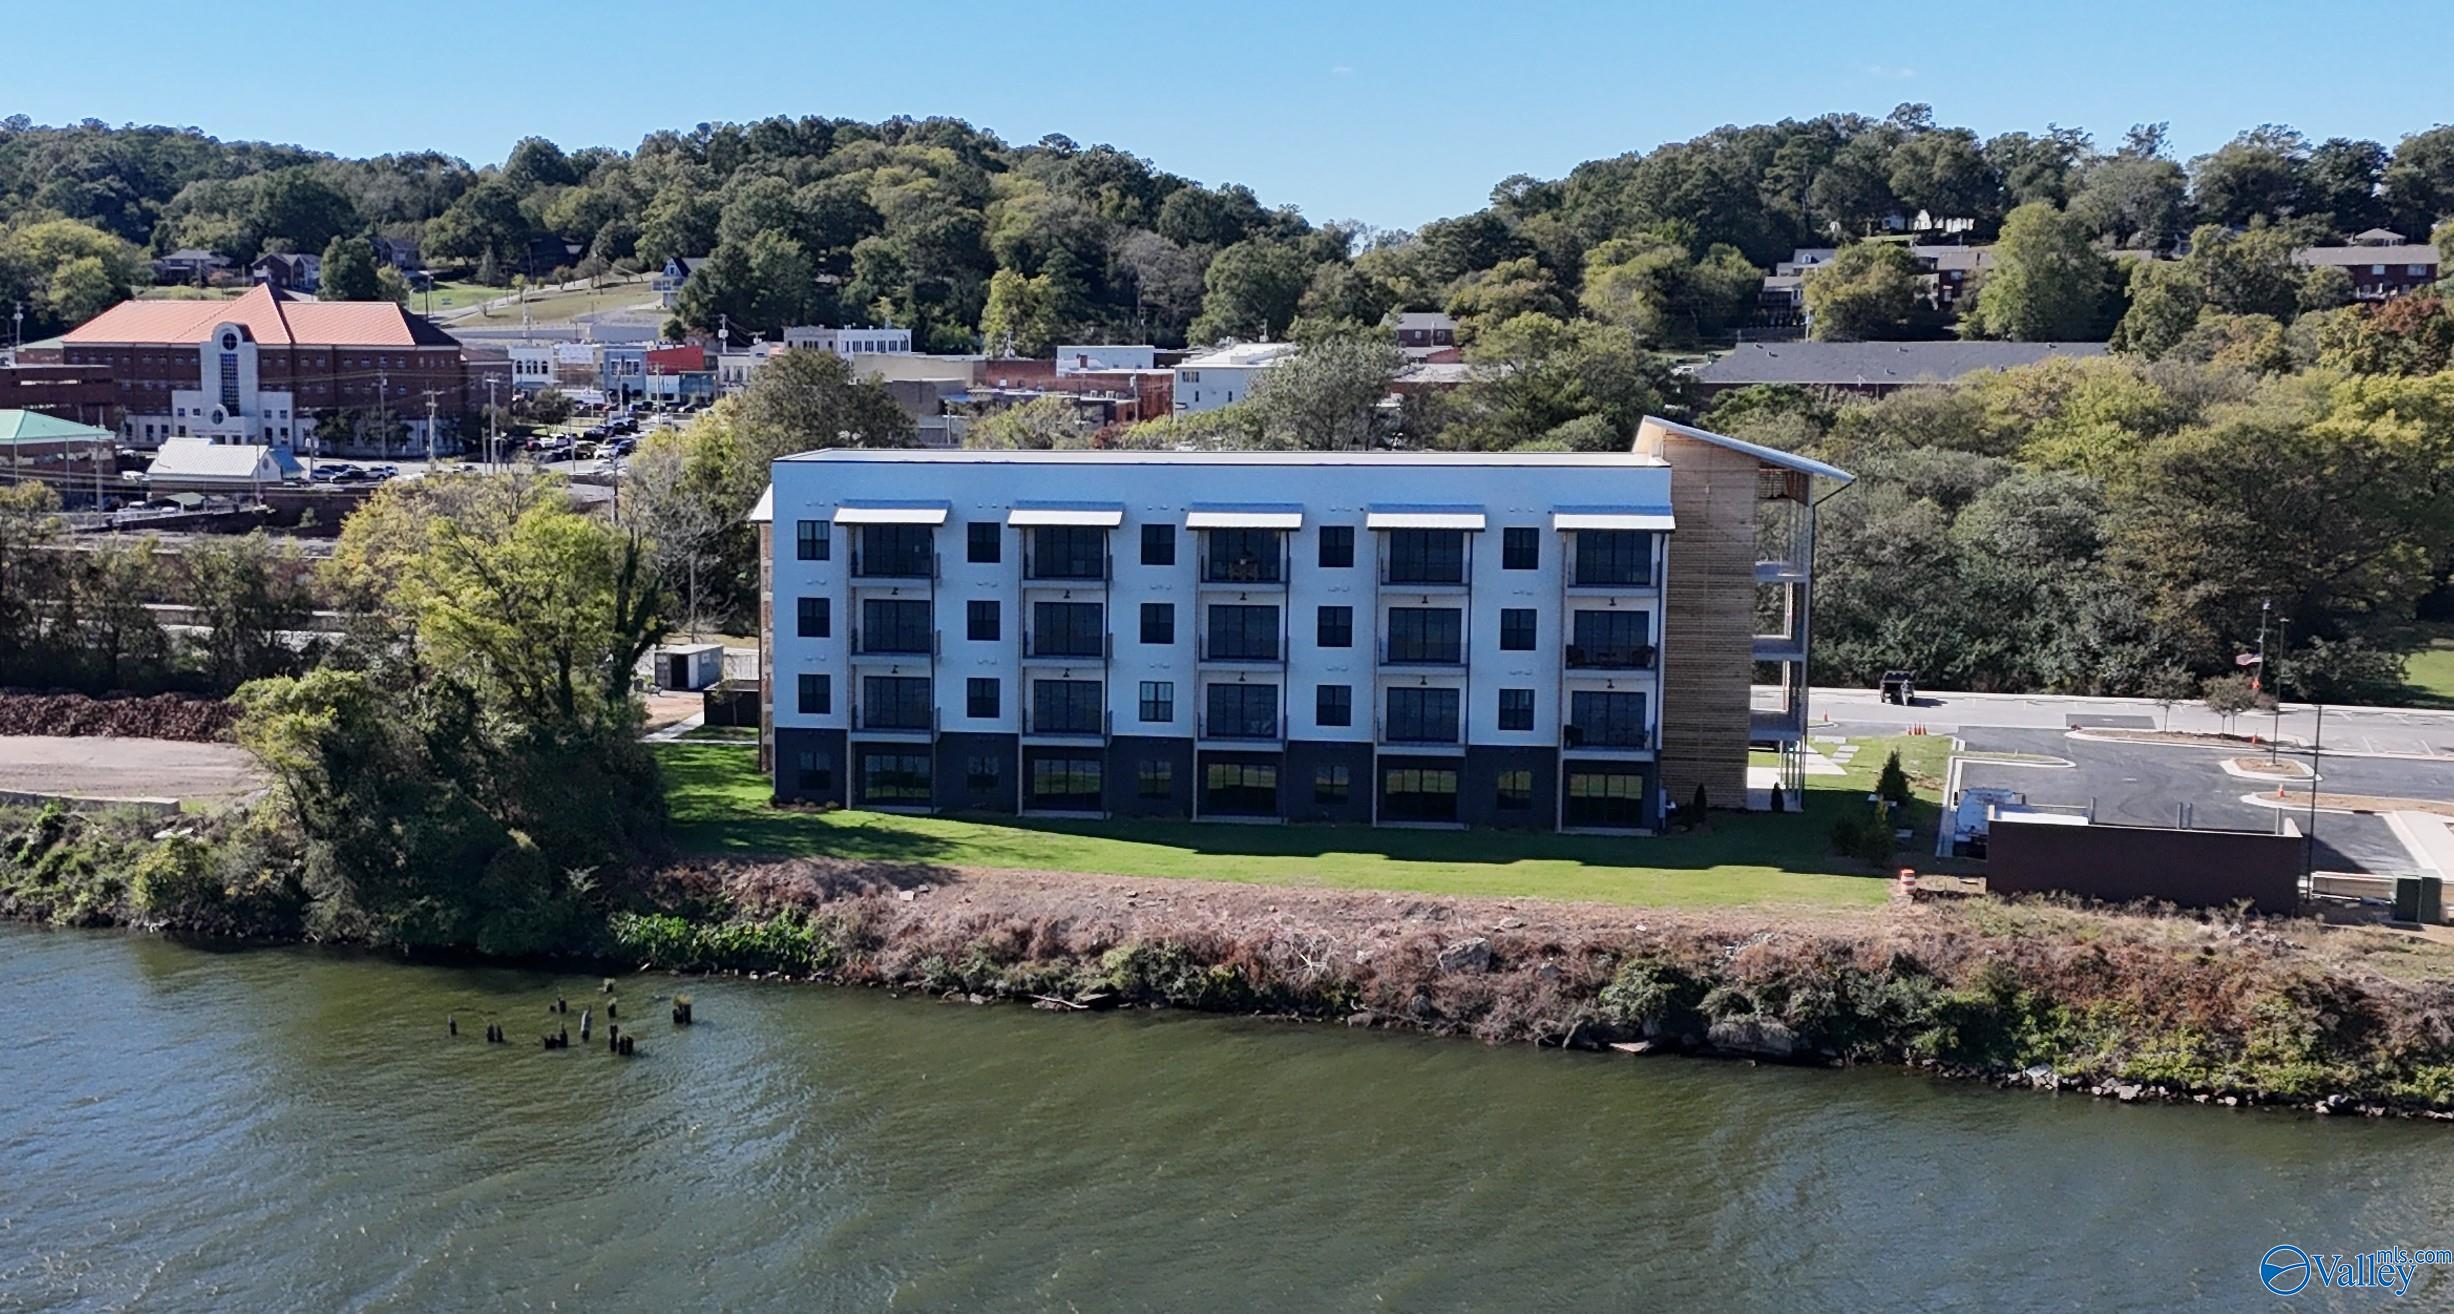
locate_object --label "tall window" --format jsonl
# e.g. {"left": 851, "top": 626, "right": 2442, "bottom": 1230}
{"left": 1496, "top": 769, "right": 1533, "bottom": 812}
{"left": 1137, "top": 759, "right": 1174, "bottom": 799}
{"left": 860, "top": 676, "right": 931, "bottom": 730}
{"left": 1139, "top": 680, "right": 1174, "bottom": 723}
{"left": 797, "top": 672, "right": 830, "bottom": 715}
{"left": 795, "top": 519, "right": 828, "bottom": 561}
{"left": 1498, "top": 687, "right": 1534, "bottom": 731}
{"left": 1316, "top": 605, "right": 1353, "bottom": 648}
{"left": 1502, "top": 526, "right": 1538, "bottom": 570}
{"left": 1140, "top": 602, "right": 1175, "bottom": 645}
{"left": 1573, "top": 530, "right": 1652, "bottom": 587}
{"left": 1203, "top": 528, "right": 1281, "bottom": 583}
{"left": 1028, "top": 756, "right": 1103, "bottom": 810}
{"left": 859, "top": 524, "right": 932, "bottom": 577}
{"left": 1314, "top": 764, "right": 1351, "bottom": 805}
{"left": 1385, "top": 608, "right": 1462, "bottom": 664}
{"left": 1030, "top": 525, "right": 1104, "bottom": 580}
{"left": 1499, "top": 608, "right": 1537, "bottom": 652}
{"left": 1386, "top": 528, "right": 1465, "bottom": 584}
{"left": 1205, "top": 604, "right": 1280, "bottom": 661}
{"left": 1382, "top": 766, "right": 1458, "bottom": 822}
{"left": 1316, "top": 683, "right": 1352, "bottom": 728}
{"left": 1565, "top": 771, "right": 1647, "bottom": 828}
{"left": 219, "top": 352, "right": 241, "bottom": 410}
{"left": 861, "top": 751, "right": 931, "bottom": 803}
{"left": 965, "top": 755, "right": 1001, "bottom": 790}
{"left": 1031, "top": 679, "right": 1103, "bottom": 735}
{"left": 1142, "top": 522, "right": 1175, "bottom": 566}
{"left": 967, "top": 599, "right": 1000, "bottom": 642}
{"left": 796, "top": 596, "right": 829, "bottom": 638}
{"left": 967, "top": 522, "right": 1000, "bottom": 563}
{"left": 967, "top": 677, "right": 1000, "bottom": 719}
{"left": 1568, "top": 690, "right": 1648, "bottom": 747}
{"left": 1031, "top": 601, "right": 1104, "bottom": 658}
{"left": 1385, "top": 687, "right": 1460, "bottom": 743}
{"left": 794, "top": 748, "right": 832, "bottom": 793}
{"left": 1204, "top": 682, "right": 1278, "bottom": 739}
{"left": 1570, "top": 610, "right": 1650, "bottom": 667}
{"left": 1318, "top": 524, "right": 1354, "bottom": 568}
{"left": 1204, "top": 761, "right": 1278, "bottom": 815}
{"left": 860, "top": 598, "right": 931, "bottom": 653}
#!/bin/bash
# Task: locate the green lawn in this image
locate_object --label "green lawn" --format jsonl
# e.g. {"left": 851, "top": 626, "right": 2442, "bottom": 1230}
{"left": 416, "top": 277, "right": 657, "bottom": 323}
{"left": 652, "top": 734, "right": 1950, "bottom": 910}
{"left": 2396, "top": 624, "right": 2454, "bottom": 710}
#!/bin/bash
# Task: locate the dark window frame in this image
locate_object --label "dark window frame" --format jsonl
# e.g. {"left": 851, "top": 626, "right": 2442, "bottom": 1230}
{"left": 1140, "top": 601, "right": 1175, "bottom": 645}
{"left": 967, "top": 599, "right": 1000, "bottom": 642}
{"left": 1316, "top": 604, "right": 1353, "bottom": 649}
{"left": 796, "top": 595, "right": 829, "bottom": 638}
{"left": 966, "top": 677, "right": 1000, "bottom": 719}
{"left": 1498, "top": 687, "right": 1534, "bottom": 732}
{"left": 1316, "top": 683, "right": 1352, "bottom": 728}
{"left": 967, "top": 521, "right": 1001, "bottom": 563}
{"left": 1139, "top": 680, "right": 1175, "bottom": 723}
{"left": 1318, "top": 524, "right": 1355, "bottom": 569}
{"left": 1141, "top": 522, "right": 1176, "bottom": 566}
{"left": 795, "top": 519, "right": 828, "bottom": 561}
{"left": 1501, "top": 526, "right": 1539, "bottom": 571}
{"left": 1499, "top": 607, "right": 1538, "bottom": 652}
{"left": 796, "top": 672, "right": 830, "bottom": 715}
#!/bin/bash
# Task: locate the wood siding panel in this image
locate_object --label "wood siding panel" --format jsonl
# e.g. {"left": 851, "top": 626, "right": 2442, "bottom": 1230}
{"left": 1657, "top": 435, "right": 1755, "bottom": 809}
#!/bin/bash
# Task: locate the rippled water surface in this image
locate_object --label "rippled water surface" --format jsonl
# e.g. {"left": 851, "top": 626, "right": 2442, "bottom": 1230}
{"left": 2, "top": 923, "right": 2449, "bottom": 1312}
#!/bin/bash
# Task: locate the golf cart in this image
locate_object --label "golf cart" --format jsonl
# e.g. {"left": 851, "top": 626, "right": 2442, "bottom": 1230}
{"left": 1878, "top": 671, "right": 1918, "bottom": 705}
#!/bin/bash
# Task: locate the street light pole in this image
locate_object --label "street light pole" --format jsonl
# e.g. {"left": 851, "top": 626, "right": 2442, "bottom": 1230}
{"left": 2268, "top": 616, "right": 2288, "bottom": 762}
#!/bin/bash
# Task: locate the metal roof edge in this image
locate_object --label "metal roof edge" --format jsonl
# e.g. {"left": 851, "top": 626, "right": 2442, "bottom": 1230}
{"left": 1635, "top": 415, "right": 1853, "bottom": 485}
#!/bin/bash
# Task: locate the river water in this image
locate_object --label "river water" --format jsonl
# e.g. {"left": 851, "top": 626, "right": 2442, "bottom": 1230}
{"left": 2, "top": 923, "right": 2447, "bottom": 1313}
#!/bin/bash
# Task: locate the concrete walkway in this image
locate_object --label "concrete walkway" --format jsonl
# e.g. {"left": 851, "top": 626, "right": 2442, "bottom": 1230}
{"left": 2387, "top": 812, "right": 2454, "bottom": 879}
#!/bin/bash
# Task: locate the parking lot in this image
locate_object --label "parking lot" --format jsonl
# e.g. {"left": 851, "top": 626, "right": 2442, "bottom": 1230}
{"left": 1926, "top": 723, "right": 2454, "bottom": 877}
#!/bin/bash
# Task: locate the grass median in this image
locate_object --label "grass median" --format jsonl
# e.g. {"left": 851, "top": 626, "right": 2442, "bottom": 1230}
{"left": 652, "top": 733, "right": 1949, "bottom": 910}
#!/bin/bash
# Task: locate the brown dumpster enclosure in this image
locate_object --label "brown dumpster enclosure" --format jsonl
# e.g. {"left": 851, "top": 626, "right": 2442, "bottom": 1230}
{"left": 1985, "top": 815, "right": 2301, "bottom": 914}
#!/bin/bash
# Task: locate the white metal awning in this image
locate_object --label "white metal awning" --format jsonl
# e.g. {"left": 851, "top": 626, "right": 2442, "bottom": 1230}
{"left": 1007, "top": 503, "right": 1125, "bottom": 528}
{"left": 1551, "top": 505, "right": 1675, "bottom": 532}
{"left": 1366, "top": 504, "right": 1487, "bottom": 531}
{"left": 833, "top": 502, "right": 950, "bottom": 526}
{"left": 1184, "top": 503, "right": 1304, "bottom": 531}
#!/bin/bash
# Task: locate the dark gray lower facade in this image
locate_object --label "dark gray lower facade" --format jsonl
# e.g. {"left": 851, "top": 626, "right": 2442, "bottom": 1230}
{"left": 769, "top": 730, "right": 1657, "bottom": 831}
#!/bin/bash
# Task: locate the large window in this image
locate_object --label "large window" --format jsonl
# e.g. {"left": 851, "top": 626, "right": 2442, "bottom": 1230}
{"left": 1139, "top": 680, "right": 1174, "bottom": 723}
{"left": 1497, "top": 769, "right": 1533, "bottom": 812}
{"left": 1385, "top": 687, "right": 1460, "bottom": 744}
{"left": 860, "top": 598, "right": 931, "bottom": 653}
{"left": 796, "top": 596, "right": 829, "bottom": 639}
{"left": 859, "top": 524, "right": 932, "bottom": 578}
{"left": 1314, "top": 764, "right": 1351, "bottom": 805}
{"left": 1568, "top": 690, "right": 1649, "bottom": 748}
{"left": 1385, "top": 607, "right": 1462, "bottom": 664}
{"left": 1316, "top": 683, "right": 1352, "bottom": 728}
{"left": 1028, "top": 756, "right": 1103, "bottom": 810}
{"left": 1316, "top": 605, "right": 1352, "bottom": 648}
{"left": 1382, "top": 766, "right": 1459, "bottom": 822}
{"left": 1204, "top": 682, "right": 1278, "bottom": 739}
{"left": 1500, "top": 608, "right": 1537, "bottom": 652}
{"left": 1032, "top": 679, "right": 1104, "bottom": 735}
{"left": 1318, "top": 524, "right": 1355, "bottom": 569}
{"left": 1031, "top": 601, "right": 1104, "bottom": 658}
{"left": 1573, "top": 530, "right": 1653, "bottom": 587}
{"left": 859, "top": 751, "right": 931, "bottom": 804}
{"left": 797, "top": 672, "right": 830, "bottom": 715}
{"left": 1498, "top": 687, "right": 1534, "bottom": 731}
{"left": 967, "top": 677, "right": 1000, "bottom": 719}
{"left": 1141, "top": 522, "right": 1175, "bottom": 566}
{"left": 965, "top": 755, "right": 1002, "bottom": 791}
{"left": 1140, "top": 601, "right": 1175, "bottom": 645}
{"left": 860, "top": 676, "right": 931, "bottom": 730}
{"left": 1137, "top": 759, "right": 1174, "bottom": 799}
{"left": 1205, "top": 604, "right": 1280, "bottom": 661}
{"left": 967, "top": 522, "right": 1000, "bottom": 563}
{"left": 967, "top": 599, "right": 1000, "bottom": 642}
{"left": 794, "top": 748, "right": 832, "bottom": 794}
{"left": 796, "top": 519, "right": 828, "bottom": 561}
{"left": 1203, "top": 528, "right": 1281, "bottom": 583}
{"left": 1030, "top": 525, "right": 1105, "bottom": 580}
{"left": 1570, "top": 610, "right": 1652, "bottom": 668}
{"left": 1386, "top": 528, "right": 1465, "bottom": 584}
{"left": 1502, "top": 526, "right": 1539, "bottom": 571}
{"left": 1565, "top": 770, "right": 1647, "bottom": 828}
{"left": 1204, "top": 761, "right": 1278, "bottom": 816}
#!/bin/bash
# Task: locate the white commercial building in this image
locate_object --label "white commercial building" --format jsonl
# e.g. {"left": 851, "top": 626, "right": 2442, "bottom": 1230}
{"left": 784, "top": 326, "right": 915, "bottom": 357}
{"left": 755, "top": 423, "right": 1850, "bottom": 831}
{"left": 1172, "top": 342, "right": 1300, "bottom": 413}
{"left": 1055, "top": 344, "right": 1159, "bottom": 375}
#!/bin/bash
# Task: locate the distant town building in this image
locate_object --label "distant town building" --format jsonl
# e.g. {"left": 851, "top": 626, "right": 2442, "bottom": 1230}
{"left": 143, "top": 436, "right": 298, "bottom": 491}
{"left": 654, "top": 256, "right": 710, "bottom": 309}
{"left": 1690, "top": 341, "right": 2109, "bottom": 398}
{"left": 26, "top": 284, "right": 495, "bottom": 452}
{"left": 505, "top": 344, "right": 556, "bottom": 390}
{"left": 1054, "top": 344, "right": 1157, "bottom": 375}
{"left": 783, "top": 325, "right": 914, "bottom": 357}
{"left": 151, "top": 249, "right": 233, "bottom": 285}
{"left": 2293, "top": 232, "right": 2441, "bottom": 300}
{"left": 1392, "top": 312, "right": 1459, "bottom": 359}
{"left": 0, "top": 360, "right": 115, "bottom": 420}
{"left": 1173, "top": 342, "right": 1301, "bottom": 413}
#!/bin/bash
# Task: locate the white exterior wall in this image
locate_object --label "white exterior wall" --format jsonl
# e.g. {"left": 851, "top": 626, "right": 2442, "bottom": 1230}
{"left": 768, "top": 452, "right": 1671, "bottom": 755}
{"left": 1173, "top": 364, "right": 1262, "bottom": 413}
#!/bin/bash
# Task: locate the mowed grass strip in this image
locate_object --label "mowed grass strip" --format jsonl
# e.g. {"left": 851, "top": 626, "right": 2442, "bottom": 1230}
{"left": 652, "top": 735, "right": 1949, "bottom": 909}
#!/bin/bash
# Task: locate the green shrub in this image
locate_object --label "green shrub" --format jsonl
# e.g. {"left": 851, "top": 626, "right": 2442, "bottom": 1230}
{"left": 1876, "top": 750, "right": 1911, "bottom": 804}
{"left": 131, "top": 836, "right": 222, "bottom": 918}
{"left": 1597, "top": 956, "right": 1708, "bottom": 1034}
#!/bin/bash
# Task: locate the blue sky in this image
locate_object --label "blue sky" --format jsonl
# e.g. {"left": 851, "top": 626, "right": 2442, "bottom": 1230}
{"left": 9, "top": 1, "right": 2447, "bottom": 231}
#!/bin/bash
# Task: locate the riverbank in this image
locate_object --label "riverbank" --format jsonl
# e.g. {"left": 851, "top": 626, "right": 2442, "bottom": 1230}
{"left": 11, "top": 782, "right": 2454, "bottom": 1119}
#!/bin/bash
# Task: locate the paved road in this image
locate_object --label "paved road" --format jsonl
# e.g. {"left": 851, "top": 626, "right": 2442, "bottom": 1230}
{"left": 1791, "top": 685, "right": 2454, "bottom": 759}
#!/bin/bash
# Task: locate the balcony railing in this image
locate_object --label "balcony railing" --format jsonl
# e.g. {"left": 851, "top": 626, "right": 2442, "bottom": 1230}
{"left": 1197, "top": 633, "right": 1285, "bottom": 663}
{"left": 851, "top": 551, "right": 936, "bottom": 581}
{"left": 1380, "top": 643, "right": 1464, "bottom": 667}
{"left": 1567, "top": 563, "right": 1656, "bottom": 589}
{"left": 1199, "top": 717, "right": 1281, "bottom": 742}
{"left": 1377, "top": 716, "right": 1462, "bottom": 746}
{"left": 1024, "top": 708, "right": 1112, "bottom": 737}
{"left": 1564, "top": 723, "right": 1650, "bottom": 749}
{"left": 1565, "top": 643, "right": 1656, "bottom": 671}
{"left": 850, "top": 626, "right": 937, "bottom": 657}
{"left": 1199, "top": 555, "right": 1285, "bottom": 585}
{"left": 854, "top": 705, "right": 937, "bottom": 733}
{"left": 1023, "top": 553, "right": 1111, "bottom": 583}
{"left": 1025, "top": 630, "right": 1110, "bottom": 660}
{"left": 1381, "top": 562, "right": 1467, "bottom": 586}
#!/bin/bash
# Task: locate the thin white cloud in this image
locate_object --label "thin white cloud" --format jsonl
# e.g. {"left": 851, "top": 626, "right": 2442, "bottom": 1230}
{"left": 1330, "top": 64, "right": 1353, "bottom": 76}
{"left": 1863, "top": 64, "right": 1917, "bottom": 79}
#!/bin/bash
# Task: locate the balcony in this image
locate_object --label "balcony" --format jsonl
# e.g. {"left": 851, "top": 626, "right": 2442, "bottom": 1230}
{"left": 853, "top": 706, "right": 937, "bottom": 736}
{"left": 1379, "top": 562, "right": 1468, "bottom": 589}
{"left": 850, "top": 626, "right": 937, "bottom": 659}
{"left": 1199, "top": 555, "right": 1286, "bottom": 587}
{"left": 1565, "top": 643, "right": 1656, "bottom": 671}
{"left": 1025, "top": 630, "right": 1110, "bottom": 662}
{"left": 1564, "top": 723, "right": 1650, "bottom": 751}
{"left": 1566, "top": 563, "right": 1657, "bottom": 592}
{"left": 851, "top": 551, "right": 936, "bottom": 582}
{"left": 1198, "top": 716, "right": 1282, "bottom": 743}
{"left": 1198, "top": 633, "right": 1286, "bottom": 664}
{"left": 1023, "top": 708, "right": 1111, "bottom": 740}
{"left": 1023, "top": 552, "right": 1110, "bottom": 584}
{"left": 1377, "top": 716, "right": 1462, "bottom": 747}
{"left": 1378, "top": 643, "right": 1465, "bottom": 670}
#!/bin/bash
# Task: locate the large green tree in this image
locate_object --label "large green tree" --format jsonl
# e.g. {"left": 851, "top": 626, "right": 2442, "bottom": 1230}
{"left": 1803, "top": 243, "right": 1923, "bottom": 340}
{"left": 1963, "top": 203, "right": 2120, "bottom": 341}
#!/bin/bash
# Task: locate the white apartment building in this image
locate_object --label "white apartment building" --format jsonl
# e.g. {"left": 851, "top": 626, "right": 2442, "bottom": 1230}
{"left": 755, "top": 421, "right": 1848, "bottom": 831}
{"left": 1172, "top": 342, "right": 1300, "bottom": 413}
{"left": 506, "top": 345, "right": 556, "bottom": 390}
{"left": 784, "top": 325, "right": 915, "bottom": 357}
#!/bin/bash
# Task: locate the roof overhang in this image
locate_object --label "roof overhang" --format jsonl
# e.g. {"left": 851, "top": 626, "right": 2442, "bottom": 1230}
{"left": 1551, "top": 506, "right": 1675, "bottom": 533}
{"left": 833, "top": 501, "right": 950, "bottom": 526}
{"left": 1633, "top": 415, "right": 1854, "bottom": 485}
{"left": 1185, "top": 503, "right": 1304, "bottom": 531}
{"left": 746, "top": 485, "right": 773, "bottom": 525}
{"left": 1366, "top": 504, "right": 1486, "bottom": 531}
{"left": 1007, "top": 503, "right": 1125, "bottom": 528}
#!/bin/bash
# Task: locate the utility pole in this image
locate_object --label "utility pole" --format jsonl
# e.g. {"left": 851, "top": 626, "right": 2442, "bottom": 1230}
{"left": 376, "top": 367, "right": 388, "bottom": 461}
{"left": 2268, "top": 616, "right": 2289, "bottom": 762}
{"left": 2253, "top": 599, "right": 2270, "bottom": 694}
{"left": 422, "top": 389, "right": 442, "bottom": 468}
{"left": 2303, "top": 702, "right": 2327, "bottom": 886}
